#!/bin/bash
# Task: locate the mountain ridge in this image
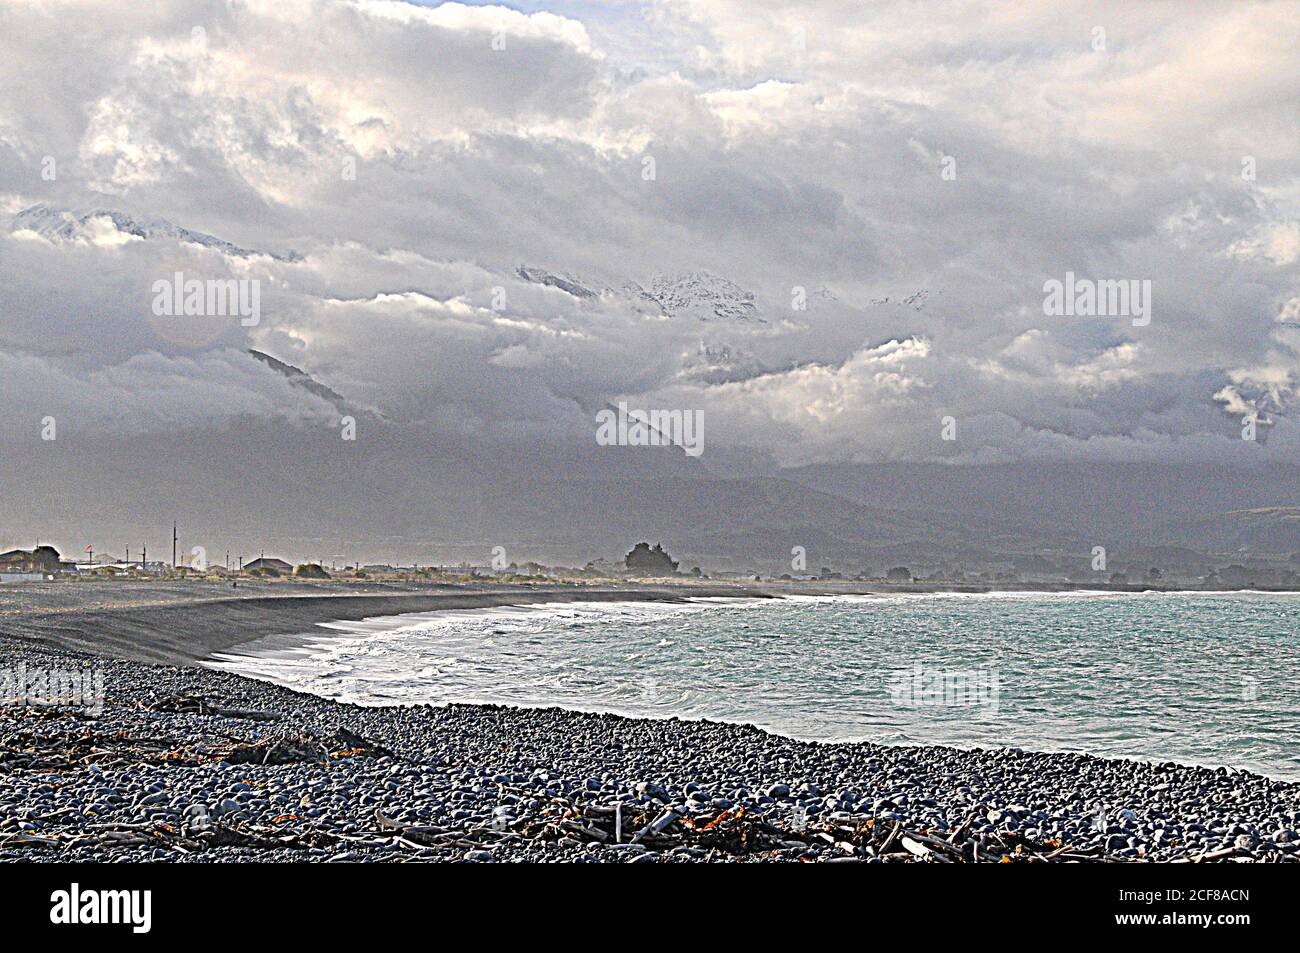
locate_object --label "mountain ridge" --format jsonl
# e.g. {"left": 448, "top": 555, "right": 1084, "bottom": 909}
{"left": 11, "top": 204, "right": 297, "bottom": 261}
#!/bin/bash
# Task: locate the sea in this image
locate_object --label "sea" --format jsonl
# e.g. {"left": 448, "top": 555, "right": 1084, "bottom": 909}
{"left": 207, "top": 591, "right": 1300, "bottom": 780}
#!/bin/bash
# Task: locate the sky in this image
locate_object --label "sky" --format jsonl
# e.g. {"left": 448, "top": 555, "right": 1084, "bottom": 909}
{"left": 0, "top": 1, "right": 1298, "bottom": 557}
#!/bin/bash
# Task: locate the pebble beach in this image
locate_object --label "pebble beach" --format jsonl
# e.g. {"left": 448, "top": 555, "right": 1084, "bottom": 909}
{"left": 3, "top": 626, "right": 1298, "bottom": 862}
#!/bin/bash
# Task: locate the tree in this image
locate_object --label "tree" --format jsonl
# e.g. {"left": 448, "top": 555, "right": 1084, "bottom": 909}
{"left": 624, "top": 542, "right": 678, "bottom": 573}
{"left": 886, "top": 566, "right": 912, "bottom": 583}
{"left": 31, "top": 546, "right": 61, "bottom": 570}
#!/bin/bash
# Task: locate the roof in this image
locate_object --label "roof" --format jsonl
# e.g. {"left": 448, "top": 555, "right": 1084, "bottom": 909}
{"left": 245, "top": 557, "right": 293, "bottom": 570}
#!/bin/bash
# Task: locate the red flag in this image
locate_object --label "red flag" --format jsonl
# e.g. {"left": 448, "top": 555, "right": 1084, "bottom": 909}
{"left": 85, "top": 545, "right": 93, "bottom": 552}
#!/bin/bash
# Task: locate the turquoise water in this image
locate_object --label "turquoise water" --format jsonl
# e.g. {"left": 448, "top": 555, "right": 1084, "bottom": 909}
{"left": 209, "top": 592, "right": 1300, "bottom": 779}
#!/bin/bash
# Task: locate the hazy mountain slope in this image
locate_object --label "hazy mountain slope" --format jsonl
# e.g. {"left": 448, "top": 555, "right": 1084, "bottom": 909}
{"left": 1159, "top": 507, "right": 1300, "bottom": 555}
{"left": 248, "top": 350, "right": 348, "bottom": 409}
{"left": 2, "top": 422, "right": 941, "bottom": 567}
{"left": 785, "top": 461, "right": 1300, "bottom": 550}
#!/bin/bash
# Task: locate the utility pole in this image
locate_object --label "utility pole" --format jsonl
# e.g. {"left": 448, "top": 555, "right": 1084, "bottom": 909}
{"left": 142, "top": 544, "right": 147, "bottom": 570}
{"left": 172, "top": 523, "right": 178, "bottom": 570}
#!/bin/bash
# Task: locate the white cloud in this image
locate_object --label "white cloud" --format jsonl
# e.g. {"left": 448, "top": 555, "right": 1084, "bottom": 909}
{"left": 0, "top": 0, "right": 1297, "bottom": 472}
{"left": 1227, "top": 221, "right": 1300, "bottom": 266}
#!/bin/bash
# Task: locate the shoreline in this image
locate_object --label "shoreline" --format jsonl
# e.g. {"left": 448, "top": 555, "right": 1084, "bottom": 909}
{"left": 3, "top": 581, "right": 1298, "bottom": 862}
{"left": 0, "top": 579, "right": 773, "bottom": 665}
{"left": 204, "top": 588, "right": 1300, "bottom": 782}
{"left": 2, "top": 634, "right": 1297, "bottom": 862}
{"left": 202, "top": 593, "right": 772, "bottom": 675}
{"left": 3, "top": 576, "right": 1296, "bottom": 668}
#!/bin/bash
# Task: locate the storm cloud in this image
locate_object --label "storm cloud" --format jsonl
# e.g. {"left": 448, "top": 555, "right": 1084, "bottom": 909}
{"left": 0, "top": 0, "right": 1297, "bottom": 557}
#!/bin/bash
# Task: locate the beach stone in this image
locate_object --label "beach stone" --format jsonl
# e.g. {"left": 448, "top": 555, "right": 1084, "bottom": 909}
{"left": 1, "top": 620, "right": 1296, "bottom": 865}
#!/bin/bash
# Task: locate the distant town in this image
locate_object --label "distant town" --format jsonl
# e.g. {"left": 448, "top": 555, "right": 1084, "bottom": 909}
{"left": 2, "top": 538, "right": 1298, "bottom": 592}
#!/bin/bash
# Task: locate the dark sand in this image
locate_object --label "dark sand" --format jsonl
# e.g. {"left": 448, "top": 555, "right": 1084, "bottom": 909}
{"left": 0, "top": 578, "right": 770, "bottom": 664}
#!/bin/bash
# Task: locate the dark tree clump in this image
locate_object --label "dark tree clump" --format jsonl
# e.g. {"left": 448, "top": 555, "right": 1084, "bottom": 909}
{"left": 625, "top": 542, "right": 679, "bottom": 573}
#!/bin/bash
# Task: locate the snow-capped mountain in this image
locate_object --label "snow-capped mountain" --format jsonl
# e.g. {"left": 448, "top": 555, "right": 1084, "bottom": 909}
{"left": 868, "top": 289, "right": 929, "bottom": 310}
{"left": 679, "top": 342, "right": 770, "bottom": 385}
{"left": 515, "top": 265, "right": 599, "bottom": 300}
{"left": 645, "top": 272, "right": 762, "bottom": 323}
{"left": 516, "top": 265, "right": 765, "bottom": 324}
{"left": 10, "top": 204, "right": 295, "bottom": 260}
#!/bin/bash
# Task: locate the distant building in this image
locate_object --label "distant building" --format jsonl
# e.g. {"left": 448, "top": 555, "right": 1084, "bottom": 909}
{"left": 0, "top": 546, "right": 62, "bottom": 574}
{"left": 0, "top": 549, "right": 33, "bottom": 572}
{"left": 86, "top": 564, "right": 133, "bottom": 577}
{"left": 244, "top": 557, "right": 293, "bottom": 574}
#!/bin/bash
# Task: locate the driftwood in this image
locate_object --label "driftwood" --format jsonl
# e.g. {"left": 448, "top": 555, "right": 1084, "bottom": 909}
{"left": 0, "top": 704, "right": 1271, "bottom": 863}
{"left": 8, "top": 781, "right": 1251, "bottom": 861}
{"left": 223, "top": 729, "right": 394, "bottom": 766}
{"left": 144, "top": 693, "right": 284, "bottom": 722}
{"left": 0, "top": 692, "right": 393, "bottom": 771}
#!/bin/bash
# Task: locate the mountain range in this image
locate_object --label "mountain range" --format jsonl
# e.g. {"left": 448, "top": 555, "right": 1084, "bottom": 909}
{"left": 4, "top": 205, "right": 1295, "bottom": 571}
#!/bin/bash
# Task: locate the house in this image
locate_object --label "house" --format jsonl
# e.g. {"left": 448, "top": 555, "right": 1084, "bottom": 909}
{"left": 244, "top": 557, "right": 293, "bottom": 574}
{"left": 0, "top": 549, "right": 34, "bottom": 572}
{"left": 86, "top": 564, "right": 133, "bottom": 577}
{"left": 0, "top": 546, "right": 62, "bottom": 574}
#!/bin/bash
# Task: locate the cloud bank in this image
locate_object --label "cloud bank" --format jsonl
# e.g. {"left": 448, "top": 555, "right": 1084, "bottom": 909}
{"left": 1, "top": 0, "right": 1297, "bottom": 470}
